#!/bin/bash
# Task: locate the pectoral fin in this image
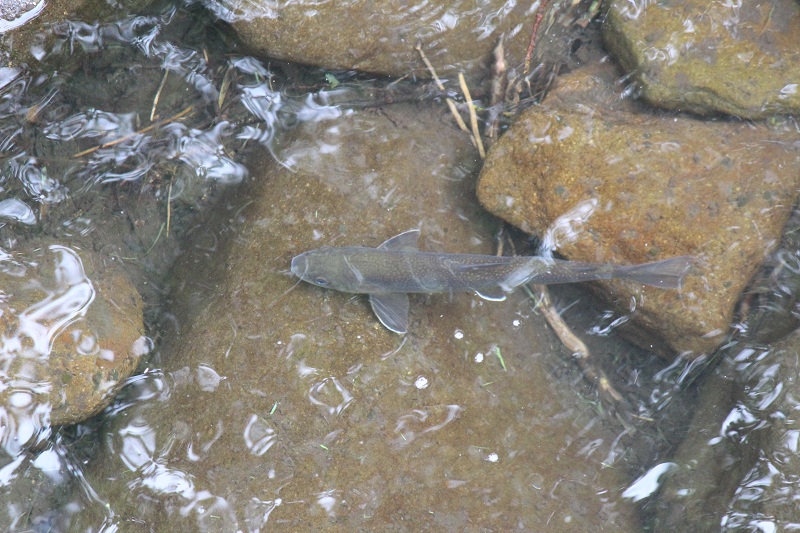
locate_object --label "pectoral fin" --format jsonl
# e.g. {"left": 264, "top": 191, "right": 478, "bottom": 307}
{"left": 474, "top": 288, "right": 507, "bottom": 302}
{"left": 369, "top": 293, "right": 410, "bottom": 334}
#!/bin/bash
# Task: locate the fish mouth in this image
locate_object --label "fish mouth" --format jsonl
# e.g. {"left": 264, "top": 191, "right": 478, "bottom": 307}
{"left": 290, "top": 254, "right": 306, "bottom": 277}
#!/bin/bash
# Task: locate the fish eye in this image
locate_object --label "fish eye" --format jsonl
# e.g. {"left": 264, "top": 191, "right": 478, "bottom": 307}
{"left": 313, "top": 277, "right": 329, "bottom": 286}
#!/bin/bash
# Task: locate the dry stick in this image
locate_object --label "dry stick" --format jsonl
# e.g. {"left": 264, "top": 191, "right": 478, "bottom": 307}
{"left": 151, "top": 70, "right": 169, "bottom": 122}
{"left": 523, "top": 0, "right": 552, "bottom": 77}
{"left": 166, "top": 181, "right": 173, "bottom": 238}
{"left": 501, "top": 232, "right": 623, "bottom": 404}
{"left": 458, "top": 72, "right": 485, "bottom": 159}
{"left": 486, "top": 40, "right": 507, "bottom": 142}
{"left": 520, "top": 1, "right": 624, "bottom": 405}
{"left": 72, "top": 105, "right": 193, "bottom": 158}
{"left": 534, "top": 284, "right": 625, "bottom": 403}
{"left": 218, "top": 64, "right": 234, "bottom": 110}
{"left": 415, "top": 44, "right": 471, "bottom": 137}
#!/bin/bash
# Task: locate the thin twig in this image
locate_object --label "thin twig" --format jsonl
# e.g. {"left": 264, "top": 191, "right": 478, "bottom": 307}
{"left": 523, "top": 0, "right": 552, "bottom": 77}
{"left": 458, "top": 72, "right": 485, "bottom": 159}
{"left": 72, "top": 105, "right": 193, "bottom": 158}
{"left": 446, "top": 100, "right": 471, "bottom": 139}
{"left": 151, "top": 70, "right": 169, "bottom": 122}
{"left": 487, "top": 40, "right": 507, "bottom": 142}
{"left": 166, "top": 181, "right": 173, "bottom": 238}
{"left": 145, "top": 223, "right": 165, "bottom": 256}
{"left": 533, "top": 284, "right": 624, "bottom": 403}
{"left": 415, "top": 43, "right": 446, "bottom": 92}
{"left": 218, "top": 65, "right": 233, "bottom": 110}
{"left": 415, "top": 44, "right": 471, "bottom": 135}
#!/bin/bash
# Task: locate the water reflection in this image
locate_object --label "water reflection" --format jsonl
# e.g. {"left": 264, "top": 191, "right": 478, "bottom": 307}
{"left": 392, "top": 405, "right": 462, "bottom": 448}
{"left": 0, "top": 198, "right": 36, "bottom": 224}
{"left": 44, "top": 109, "right": 138, "bottom": 143}
{"left": 113, "top": 413, "right": 236, "bottom": 523}
{"left": 0, "top": 7, "right": 344, "bottom": 235}
{"left": 22, "top": 246, "right": 95, "bottom": 353}
{"left": 307, "top": 377, "right": 354, "bottom": 417}
{"left": 0, "top": 246, "right": 94, "bottom": 456}
{"left": 242, "top": 414, "right": 275, "bottom": 456}
{"left": 623, "top": 462, "right": 677, "bottom": 502}
{"left": 8, "top": 157, "right": 68, "bottom": 204}
{"left": 0, "top": 1, "right": 45, "bottom": 32}
{"left": 243, "top": 496, "right": 282, "bottom": 531}
{"left": 316, "top": 489, "right": 338, "bottom": 517}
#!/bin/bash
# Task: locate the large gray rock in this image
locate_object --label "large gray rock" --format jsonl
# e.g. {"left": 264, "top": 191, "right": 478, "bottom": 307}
{"left": 76, "top": 103, "right": 641, "bottom": 531}
{"left": 477, "top": 62, "right": 800, "bottom": 358}
{"left": 602, "top": 0, "right": 800, "bottom": 118}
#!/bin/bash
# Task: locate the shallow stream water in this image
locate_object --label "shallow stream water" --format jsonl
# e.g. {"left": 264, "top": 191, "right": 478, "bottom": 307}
{"left": 1, "top": 1, "right": 798, "bottom": 531}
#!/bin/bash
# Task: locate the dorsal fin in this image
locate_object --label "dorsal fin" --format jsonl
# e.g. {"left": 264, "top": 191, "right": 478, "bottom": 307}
{"left": 378, "top": 229, "right": 420, "bottom": 251}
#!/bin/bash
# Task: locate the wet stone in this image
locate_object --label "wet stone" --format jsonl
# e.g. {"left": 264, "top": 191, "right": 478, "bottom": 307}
{"left": 0, "top": 0, "right": 43, "bottom": 32}
{"left": 1, "top": 0, "right": 140, "bottom": 65}
{"left": 602, "top": 0, "right": 800, "bottom": 118}
{"left": 655, "top": 327, "right": 800, "bottom": 529}
{"left": 477, "top": 62, "right": 800, "bottom": 358}
{"left": 0, "top": 240, "right": 145, "bottom": 455}
{"left": 213, "top": 0, "right": 587, "bottom": 80}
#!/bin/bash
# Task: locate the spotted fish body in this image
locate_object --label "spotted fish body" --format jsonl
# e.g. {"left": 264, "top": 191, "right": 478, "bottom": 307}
{"left": 290, "top": 230, "right": 692, "bottom": 334}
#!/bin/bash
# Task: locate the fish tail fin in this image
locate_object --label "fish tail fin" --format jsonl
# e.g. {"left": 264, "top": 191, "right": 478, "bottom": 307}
{"left": 616, "top": 256, "right": 694, "bottom": 289}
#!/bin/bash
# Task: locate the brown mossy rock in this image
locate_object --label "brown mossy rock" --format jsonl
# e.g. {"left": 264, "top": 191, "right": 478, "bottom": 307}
{"left": 46, "top": 247, "right": 145, "bottom": 425}
{"left": 0, "top": 241, "right": 145, "bottom": 444}
{"left": 602, "top": 0, "right": 800, "bottom": 118}
{"left": 477, "top": 63, "right": 800, "bottom": 358}
{"left": 219, "top": 0, "right": 584, "bottom": 80}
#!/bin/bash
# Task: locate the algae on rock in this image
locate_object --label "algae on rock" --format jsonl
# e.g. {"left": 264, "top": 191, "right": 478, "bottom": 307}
{"left": 477, "top": 63, "right": 800, "bottom": 357}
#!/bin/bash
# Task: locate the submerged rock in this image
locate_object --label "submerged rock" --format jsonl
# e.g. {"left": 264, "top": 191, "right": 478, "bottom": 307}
{"left": 0, "top": 241, "right": 145, "bottom": 455}
{"left": 602, "top": 0, "right": 800, "bottom": 118}
{"left": 76, "top": 103, "right": 642, "bottom": 531}
{"left": 477, "top": 62, "right": 800, "bottom": 358}
{"left": 1, "top": 0, "right": 142, "bottom": 65}
{"left": 211, "top": 0, "right": 588, "bottom": 80}
{"left": 655, "top": 328, "right": 800, "bottom": 529}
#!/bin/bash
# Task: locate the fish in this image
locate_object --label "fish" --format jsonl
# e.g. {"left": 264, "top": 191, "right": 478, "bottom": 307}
{"left": 290, "top": 229, "right": 693, "bottom": 334}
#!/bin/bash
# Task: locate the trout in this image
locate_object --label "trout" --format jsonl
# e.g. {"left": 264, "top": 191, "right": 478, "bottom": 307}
{"left": 291, "top": 229, "right": 692, "bottom": 334}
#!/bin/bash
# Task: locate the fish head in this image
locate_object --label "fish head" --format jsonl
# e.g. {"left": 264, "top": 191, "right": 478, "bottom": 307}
{"left": 290, "top": 247, "right": 371, "bottom": 293}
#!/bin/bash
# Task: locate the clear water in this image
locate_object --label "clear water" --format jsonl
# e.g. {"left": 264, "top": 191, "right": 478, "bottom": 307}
{"left": 0, "top": 1, "right": 797, "bottom": 531}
